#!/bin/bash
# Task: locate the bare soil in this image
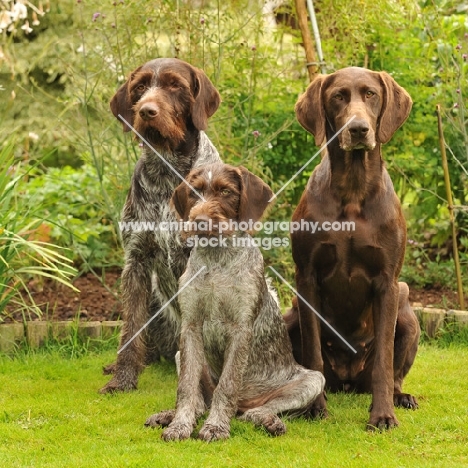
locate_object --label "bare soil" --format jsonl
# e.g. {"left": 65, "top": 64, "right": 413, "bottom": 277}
{"left": 2, "top": 269, "right": 466, "bottom": 323}
{"left": 4, "top": 269, "right": 122, "bottom": 322}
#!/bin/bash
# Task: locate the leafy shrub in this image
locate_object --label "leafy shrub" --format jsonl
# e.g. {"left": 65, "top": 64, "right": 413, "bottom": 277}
{"left": 0, "top": 143, "right": 76, "bottom": 320}
{"left": 16, "top": 164, "right": 121, "bottom": 268}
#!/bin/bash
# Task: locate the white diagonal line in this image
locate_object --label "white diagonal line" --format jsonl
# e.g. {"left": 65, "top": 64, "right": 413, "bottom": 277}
{"left": 268, "top": 266, "right": 357, "bottom": 354}
{"left": 117, "top": 266, "right": 207, "bottom": 355}
{"left": 269, "top": 115, "right": 357, "bottom": 202}
{"left": 118, "top": 114, "right": 206, "bottom": 202}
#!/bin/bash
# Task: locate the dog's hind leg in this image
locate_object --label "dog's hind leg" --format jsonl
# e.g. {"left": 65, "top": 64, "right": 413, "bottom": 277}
{"left": 99, "top": 250, "right": 153, "bottom": 393}
{"left": 239, "top": 368, "right": 325, "bottom": 436}
{"left": 393, "top": 282, "right": 420, "bottom": 409}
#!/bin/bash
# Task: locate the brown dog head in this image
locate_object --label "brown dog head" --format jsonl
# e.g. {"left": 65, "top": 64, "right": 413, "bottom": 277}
{"left": 110, "top": 58, "right": 221, "bottom": 149}
{"left": 295, "top": 67, "right": 412, "bottom": 150}
{"left": 171, "top": 163, "right": 273, "bottom": 237}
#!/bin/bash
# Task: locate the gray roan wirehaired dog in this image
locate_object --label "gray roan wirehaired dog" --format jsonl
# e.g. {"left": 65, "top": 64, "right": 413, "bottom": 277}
{"left": 145, "top": 163, "right": 325, "bottom": 441}
{"left": 100, "top": 58, "right": 222, "bottom": 394}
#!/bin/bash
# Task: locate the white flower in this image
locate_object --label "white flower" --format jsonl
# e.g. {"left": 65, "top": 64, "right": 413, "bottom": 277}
{"left": 28, "top": 132, "right": 39, "bottom": 142}
{"left": 21, "top": 20, "right": 32, "bottom": 34}
{"left": 0, "top": 11, "right": 11, "bottom": 30}
{"left": 32, "top": 12, "right": 40, "bottom": 26}
{"left": 104, "top": 55, "right": 117, "bottom": 71}
{"left": 11, "top": 1, "right": 28, "bottom": 21}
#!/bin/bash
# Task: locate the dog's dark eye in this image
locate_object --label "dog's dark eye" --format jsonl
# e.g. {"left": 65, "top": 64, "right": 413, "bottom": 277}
{"left": 170, "top": 82, "right": 181, "bottom": 91}
{"left": 365, "top": 90, "right": 375, "bottom": 98}
{"left": 333, "top": 93, "right": 343, "bottom": 101}
{"left": 136, "top": 84, "right": 146, "bottom": 92}
{"left": 220, "top": 189, "right": 231, "bottom": 196}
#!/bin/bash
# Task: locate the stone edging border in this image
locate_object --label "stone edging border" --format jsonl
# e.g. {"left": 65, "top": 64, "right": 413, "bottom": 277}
{"left": 0, "top": 320, "right": 123, "bottom": 353}
{"left": 413, "top": 305, "right": 468, "bottom": 338}
{"left": 0, "top": 305, "right": 467, "bottom": 353}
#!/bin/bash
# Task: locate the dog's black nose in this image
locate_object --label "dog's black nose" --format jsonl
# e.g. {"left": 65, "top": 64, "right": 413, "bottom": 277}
{"left": 139, "top": 103, "right": 158, "bottom": 120}
{"left": 348, "top": 120, "right": 370, "bottom": 137}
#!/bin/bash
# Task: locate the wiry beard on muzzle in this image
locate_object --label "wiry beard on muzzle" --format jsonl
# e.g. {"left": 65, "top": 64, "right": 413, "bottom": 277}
{"left": 134, "top": 119, "right": 186, "bottom": 152}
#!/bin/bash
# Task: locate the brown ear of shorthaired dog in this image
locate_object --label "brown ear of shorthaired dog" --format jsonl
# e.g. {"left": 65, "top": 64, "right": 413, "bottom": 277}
{"left": 285, "top": 67, "right": 420, "bottom": 431}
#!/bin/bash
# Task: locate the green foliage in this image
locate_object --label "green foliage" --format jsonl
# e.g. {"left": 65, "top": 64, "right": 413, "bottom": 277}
{"left": 16, "top": 164, "right": 121, "bottom": 268}
{"left": 0, "top": 143, "right": 76, "bottom": 320}
{"left": 421, "top": 319, "right": 468, "bottom": 346}
{"left": 1, "top": 0, "right": 467, "bottom": 288}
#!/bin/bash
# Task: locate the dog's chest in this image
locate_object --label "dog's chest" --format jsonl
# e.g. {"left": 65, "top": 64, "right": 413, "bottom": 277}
{"left": 309, "top": 187, "right": 403, "bottom": 278}
{"left": 183, "top": 269, "right": 246, "bottom": 375}
{"left": 180, "top": 246, "right": 263, "bottom": 374}
{"left": 299, "top": 204, "right": 380, "bottom": 311}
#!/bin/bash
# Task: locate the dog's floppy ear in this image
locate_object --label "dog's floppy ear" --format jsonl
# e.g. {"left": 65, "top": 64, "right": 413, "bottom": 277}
{"left": 110, "top": 66, "right": 142, "bottom": 132}
{"left": 377, "top": 72, "right": 412, "bottom": 144}
{"left": 171, "top": 181, "right": 191, "bottom": 221}
{"left": 191, "top": 67, "right": 221, "bottom": 131}
{"left": 237, "top": 166, "right": 274, "bottom": 225}
{"left": 295, "top": 75, "right": 326, "bottom": 146}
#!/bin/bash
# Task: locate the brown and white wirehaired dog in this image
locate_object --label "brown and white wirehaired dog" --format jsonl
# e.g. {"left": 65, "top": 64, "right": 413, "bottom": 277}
{"left": 145, "top": 163, "right": 325, "bottom": 441}
{"left": 100, "top": 58, "right": 222, "bottom": 394}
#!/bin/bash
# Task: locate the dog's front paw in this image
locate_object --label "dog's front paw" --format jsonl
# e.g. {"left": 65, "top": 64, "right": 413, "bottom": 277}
{"left": 99, "top": 377, "right": 137, "bottom": 394}
{"left": 198, "top": 422, "right": 230, "bottom": 442}
{"left": 367, "top": 413, "right": 399, "bottom": 431}
{"left": 145, "top": 410, "right": 176, "bottom": 428}
{"left": 394, "top": 393, "right": 418, "bottom": 409}
{"left": 161, "top": 423, "right": 193, "bottom": 441}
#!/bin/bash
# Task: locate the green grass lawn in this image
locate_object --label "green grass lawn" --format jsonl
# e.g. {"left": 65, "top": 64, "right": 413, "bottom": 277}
{"left": 0, "top": 344, "right": 467, "bottom": 468}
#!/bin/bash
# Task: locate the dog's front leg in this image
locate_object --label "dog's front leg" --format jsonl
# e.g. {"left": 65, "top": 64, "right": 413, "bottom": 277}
{"left": 198, "top": 322, "right": 253, "bottom": 442}
{"left": 295, "top": 271, "right": 328, "bottom": 419}
{"left": 368, "top": 281, "right": 400, "bottom": 430}
{"left": 160, "top": 322, "right": 206, "bottom": 441}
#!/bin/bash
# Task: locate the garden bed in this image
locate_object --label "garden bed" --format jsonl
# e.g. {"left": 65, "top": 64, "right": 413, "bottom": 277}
{"left": 1, "top": 269, "right": 467, "bottom": 353}
{"left": 3, "top": 268, "right": 464, "bottom": 323}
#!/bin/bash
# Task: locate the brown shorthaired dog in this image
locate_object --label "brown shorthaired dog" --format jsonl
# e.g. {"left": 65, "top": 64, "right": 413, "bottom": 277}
{"left": 100, "top": 58, "right": 222, "bottom": 394}
{"left": 145, "top": 163, "right": 325, "bottom": 441}
{"left": 285, "top": 67, "right": 420, "bottom": 430}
